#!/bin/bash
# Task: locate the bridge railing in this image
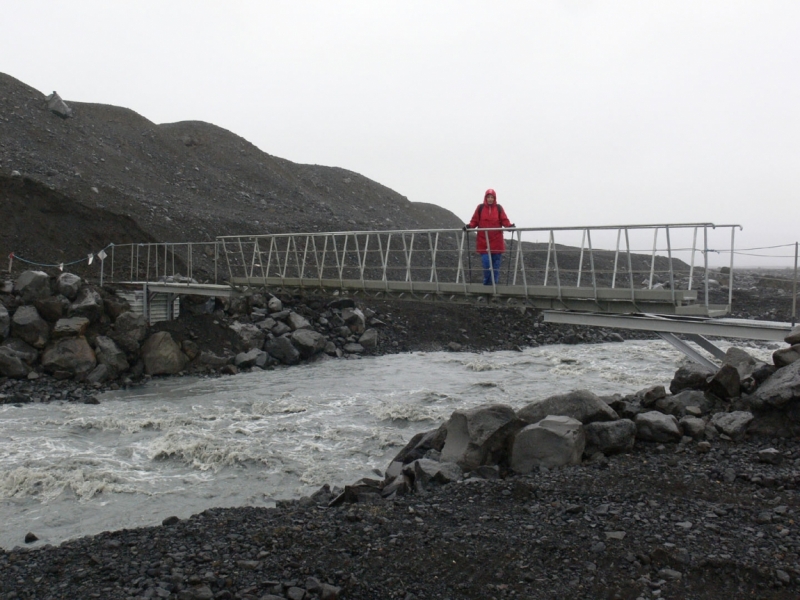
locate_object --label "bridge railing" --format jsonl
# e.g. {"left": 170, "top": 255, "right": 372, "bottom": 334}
{"left": 105, "top": 241, "right": 221, "bottom": 285}
{"left": 216, "top": 222, "right": 742, "bottom": 312}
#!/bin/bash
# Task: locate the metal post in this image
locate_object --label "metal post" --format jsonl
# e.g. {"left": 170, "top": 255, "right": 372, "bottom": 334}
{"left": 648, "top": 228, "right": 658, "bottom": 289}
{"left": 612, "top": 229, "right": 621, "bottom": 289}
{"left": 703, "top": 226, "right": 709, "bottom": 309}
{"left": 577, "top": 229, "right": 586, "bottom": 288}
{"left": 793, "top": 242, "right": 798, "bottom": 327}
{"left": 688, "top": 227, "right": 697, "bottom": 291}
{"left": 728, "top": 227, "right": 736, "bottom": 310}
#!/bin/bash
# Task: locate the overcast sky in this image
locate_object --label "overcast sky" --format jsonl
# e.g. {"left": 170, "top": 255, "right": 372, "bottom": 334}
{"left": 4, "top": 1, "right": 798, "bottom": 267}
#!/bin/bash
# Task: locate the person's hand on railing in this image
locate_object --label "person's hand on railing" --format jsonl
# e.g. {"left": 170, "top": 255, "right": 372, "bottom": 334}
{"left": 463, "top": 224, "right": 471, "bottom": 231}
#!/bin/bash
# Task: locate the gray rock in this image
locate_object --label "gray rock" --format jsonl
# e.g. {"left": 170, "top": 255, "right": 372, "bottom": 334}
{"left": 228, "top": 321, "right": 265, "bottom": 351}
{"left": 265, "top": 335, "right": 301, "bottom": 365}
{"left": 785, "top": 325, "right": 800, "bottom": 345}
{"left": 656, "top": 390, "right": 715, "bottom": 417}
{"left": 68, "top": 287, "right": 104, "bottom": 323}
{"left": 670, "top": 363, "right": 713, "bottom": 394}
{"left": 112, "top": 311, "right": 148, "bottom": 353}
{"left": 441, "top": 404, "right": 522, "bottom": 470}
{"left": 234, "top": 348, "right": 266, "bottom": 368}
{"left": 56, "top": 272, "right": 82, "bottom": 301}
{"left": 11, "top": 306, "right": 49, "bottom": 348}
{"left": 256, "top": 317, "right": 277, "bottom": 331}
{"left": 635, "top": 411, "right": 682, "bottom": 442}
{"left": 1, "top": 338, "right": 38, "bottom": 364}
{"left": 52, "top": 317, "right": 90, "bottom": 339}
{"left": 0, "top": 303, "right": 8, "bottom": 339}
{"left": 267, "top": 296, "right": 283, "bottom": 313}
{"left": 758, "top": 448, "right": 782, "bottom": 464}
{"left": 94, "top": 336, "right": 129, "bottom": 373}
{"left": 679, "top": 416, "right": 706, "bottom": 439}
{"left": 773, "top": 345, "right": 800, "bottom": 368}
{"left": 86, "top": 363, "right": 110, "bottom": 384}
{"left": 271, "top": 321, "right": 292, "bottom": 336}
{"left": 403, "top": 458, "right": 462, "bottom": 485}
{"left": 199, "top": 350, "right": 232, "bottom": 367}
{"left": 707, "top": 364, "right": 741, "bottom": 399}
{"left": 510, "top": 415, "right": 585, "bottom": 472}
{"left": 291, "top": 329, "right": 327, "bottom": 358}
{"left": 45, "top": 91, "right": 73, "bottom": 118}
{"left": 343, "top": 342, "right": 364, "bottom": 354}
{"left": 709, "top": 411, "right": 753, "bottom": 441}
{"left": 287, "top": 312, "right": 312, "bottom": 331}
{"left": 341, "top": 307, "right": 366, "bottom": 334}
{"left": 15, "top": 270, "right": 51, "bottom": 303}
{"left": 745, "top": 359, "right": 800, "bottom": 410}
{"left": 359, "top": 328, "right": 378, "bottom": 349}
{"left": 33, "top": 296, "right": 66, "bottom": 322}
{"left": 0, "top": 346, "right": 30, "bottom": 378}
{"left": 583, "top": 419, "right": 636, "bottom": 455}
{"left": 42, "top": 336, "right": 97, "bottom": 377}
{"left": 141, "top": 332, "right": 188, "bottom": 375}
{"left": 517, "top": 389, "right": 618, "bottom": 425}
{"left": 723, "top": 346, "right": 763, "bottom": 379}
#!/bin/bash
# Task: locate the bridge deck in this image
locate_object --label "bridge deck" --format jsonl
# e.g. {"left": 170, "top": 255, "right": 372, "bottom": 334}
{"left": 228, "top": 276, "right": 727, "bottom": 316}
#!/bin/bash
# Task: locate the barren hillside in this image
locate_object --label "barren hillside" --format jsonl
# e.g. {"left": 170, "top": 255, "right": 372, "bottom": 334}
{"left": 0, "top": 73, "right": 462, "bottom": 267}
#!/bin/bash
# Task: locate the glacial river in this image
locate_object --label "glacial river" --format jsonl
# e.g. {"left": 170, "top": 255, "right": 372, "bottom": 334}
{"left": 0, "top": 339, "right": 774, "bottom": 549}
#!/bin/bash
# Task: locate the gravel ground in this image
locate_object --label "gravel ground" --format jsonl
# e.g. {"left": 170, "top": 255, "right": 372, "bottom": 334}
{"left": 2, "top": 437, "right": 800, "bottom": 600}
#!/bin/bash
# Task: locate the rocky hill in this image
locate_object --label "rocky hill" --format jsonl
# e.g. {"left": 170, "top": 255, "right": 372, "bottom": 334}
{"left": 0, "top": 72, "right": 462, "bottom": 267}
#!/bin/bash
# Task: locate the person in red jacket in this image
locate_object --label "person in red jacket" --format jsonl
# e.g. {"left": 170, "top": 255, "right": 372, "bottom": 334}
{"left": 465, "top": 188, "right": 515, "bottom": 285}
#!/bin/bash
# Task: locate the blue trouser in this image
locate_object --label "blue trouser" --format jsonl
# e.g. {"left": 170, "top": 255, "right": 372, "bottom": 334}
{"left": 481, "top": 253, "right": 503, "bottom": 285}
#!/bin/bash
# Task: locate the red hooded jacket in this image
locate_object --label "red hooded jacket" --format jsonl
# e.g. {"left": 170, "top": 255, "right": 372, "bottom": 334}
{"left": 468, "top": 196, "right": 512, "bottom": 254}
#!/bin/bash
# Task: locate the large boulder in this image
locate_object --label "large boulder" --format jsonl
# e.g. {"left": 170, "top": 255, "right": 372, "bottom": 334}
{"left": 707, "top": 364, "right": 741, "bottom": 399}
{"left": 1, "top": 338, "right": 38, "bottom": 364}
{"left": 670, "top": 363, "right": 713, "bottom": 394}
{"left": 11, "top": 306, "right": 49, "bottom": 349}
{"left": 0, "top": 346, "right": 30, "bottom": 378}
{"left": 786, "top": 326, "right": 800, "bottom": 345}
{"left": 709, "top": 411, "right": 754, "bottom": 441}
{"left": 583, "top": 419, "right": 636, "bottom": 455}
{"left": 94, "top": 335, "right": 130, "bottom": 374}
{"left": 228, "top": 322, "right": 266, "bottom": 351}
{"left": 387, "top": 425, "right": 448, "bottom": 475}
{"left": 402, "top": 459, "right": 462, "bottom": 486}
{"left": 52, "top": 317, "right": 90, "bottom": 339}
{"left": 15, "top": 271, "right": 51, "bottom": 303}
{"left": 773, "top": 346, "right": 800, "bottom": 368}
{"left": 56, "top": 272, "right": 82, "bottom": 301}
{"left": 440, "top": 404, "right": 522, "bottom": 471}
{"left": 68, "top": 288, "right": 104, "bottom": 323}
{"left": 723, "top": 347, "right": 763, "bottom": 380}
{"left": 341, "top": 307, "right": 366, "bottom": 335}
{"left": 510, "top": 415, "right": 585, "bottom": 472}
{"left": 140, "top": 332, "right": 188, "bottom": 375}
{"left": 634, "top": 411, "right": 682, "bottom": 443}
{"left": 656, "top": 390, "right": 715, "bottom": 417}
{"left": 291, "top": 329, "right": 327, "bottom": 358}
{"left": 265, "top": 335, "right": 301, "bottom": 365}
{"left": 41, "top": 337, "right": 96, "bottom": 378}
{"left": 0, "top": 303, "right": 9, "bottom": 339}
{"left": 358, "top": 329, "right": 378, "bottom": 350}
{"left": 33, "top": 296, "right": 66, "bottom": 322}
{"left": 112, "top": 311, "right": 148, "bottom": 353}
{"left": 745, "top": 360, "right": 800, "bottom": 410}
{"left": 234, "top": 348, "right": 266, "bottom": 368}
{"left": 517, "top": 389, "right": 618, "bottom": 425}
{"left": 286, "top": 312, "right": 312, "bottom": 331}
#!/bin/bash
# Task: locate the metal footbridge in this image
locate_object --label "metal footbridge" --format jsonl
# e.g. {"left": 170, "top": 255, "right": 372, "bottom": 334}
{"left": 98, "top": 221, "right": 797, "bottom": 368}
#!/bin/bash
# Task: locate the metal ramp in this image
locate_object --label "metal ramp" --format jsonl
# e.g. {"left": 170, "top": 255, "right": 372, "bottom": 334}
{"left": 543, "top": 311, "right": 794, "bottom": 370}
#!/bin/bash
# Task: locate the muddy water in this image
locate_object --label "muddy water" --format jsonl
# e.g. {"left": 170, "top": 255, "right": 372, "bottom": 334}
{"left": 0, "top": 340, "right": 772, "bottom": 549}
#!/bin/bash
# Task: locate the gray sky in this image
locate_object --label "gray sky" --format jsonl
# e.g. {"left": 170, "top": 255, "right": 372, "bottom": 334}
{"left": 4, "top": 1, "right": 799, "bottom": 267}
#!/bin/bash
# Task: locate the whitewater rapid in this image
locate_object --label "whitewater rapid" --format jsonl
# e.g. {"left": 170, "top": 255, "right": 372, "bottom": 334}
{"left": 0, "top": 340, "right": 774, "bottom": 549}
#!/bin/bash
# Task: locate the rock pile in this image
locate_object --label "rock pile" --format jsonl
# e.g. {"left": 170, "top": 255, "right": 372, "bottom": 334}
{"left": 0, "top": 271, "right": 383, "bottom": 400}
{"left": 333, "top": 325, "right": 800, "bottom": 504}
